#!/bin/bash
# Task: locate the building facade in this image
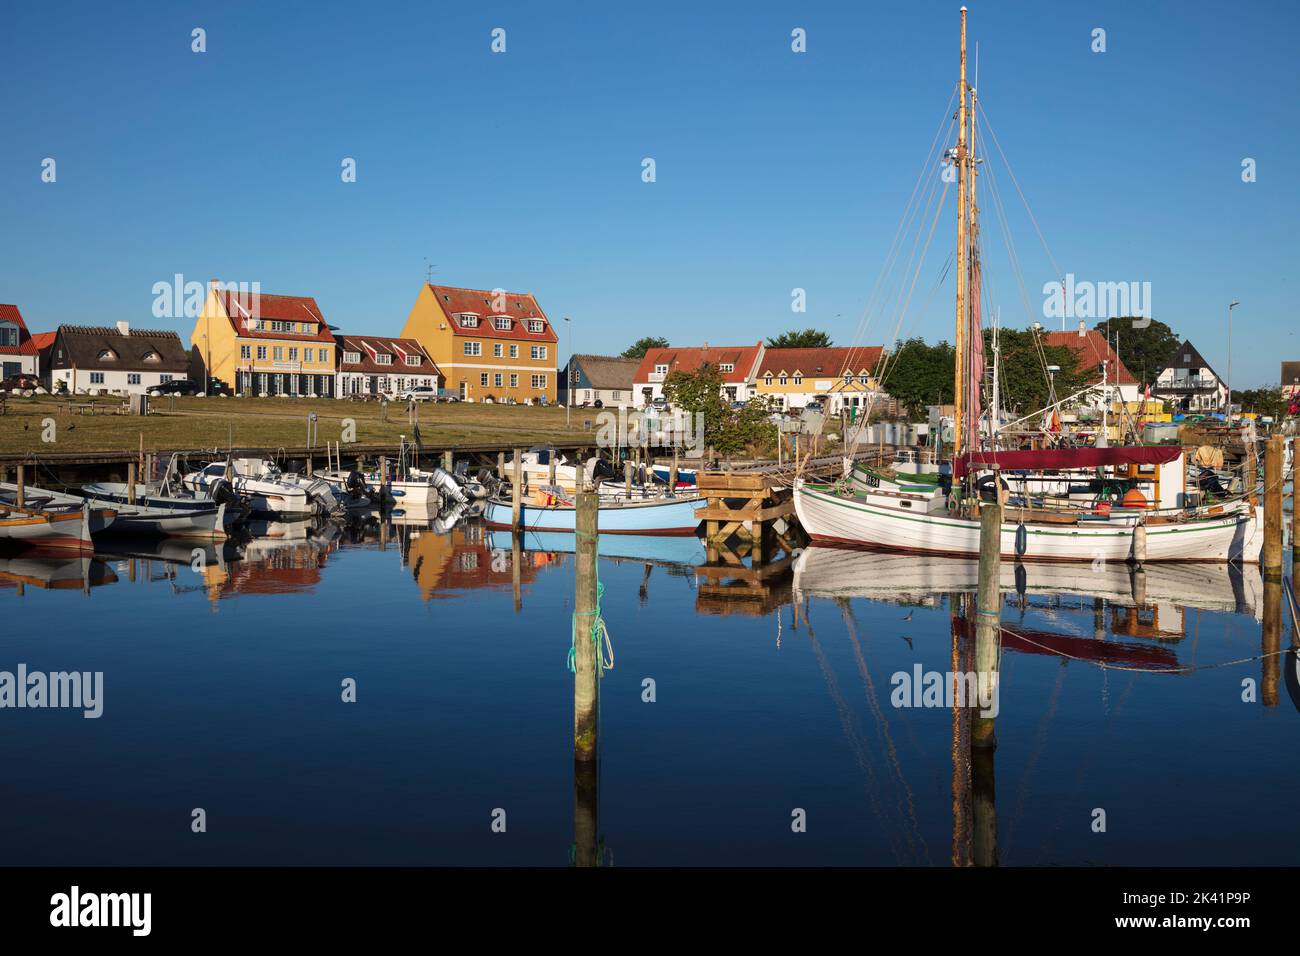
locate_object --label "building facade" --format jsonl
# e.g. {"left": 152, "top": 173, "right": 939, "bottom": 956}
{"left": 564, "top": 354, "right": 639, "bottom": 408}
{"left": 632, "top": 344, "right": 765, "bottom": 405}
{"left": 401, "top": 284, "right": 558, "bottom": 404}
{"left": 752, "top": 346, "right": 885, "bottom": 413}
{"left": 1281, "top": 361, "right": 1300, "bottom": 400}
{"left": 192, "top": 280, "right": 337, "bottom": 397}
{"left": 335, "top": 335, "right": 440, "bottom": 398}
{"left": 1043, "top": 325, "right": 1142, "bottom": 408}
{"left": 47, "top": 322, "right": 191, "bottom": 395}
{"left": 1151, "top": 339, "right": 1227, "bottom": 413}
{"left": 0, "top": 304, "right": 39, "bottom": 380}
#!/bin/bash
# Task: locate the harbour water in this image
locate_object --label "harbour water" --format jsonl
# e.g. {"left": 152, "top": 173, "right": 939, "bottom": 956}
{"left": 0, "top": 516, "right": 1296, "bottom": 866}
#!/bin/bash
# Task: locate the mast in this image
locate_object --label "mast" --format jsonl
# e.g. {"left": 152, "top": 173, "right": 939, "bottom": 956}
{"left": 954, "top": 6, "right": 968, "bottom": 460}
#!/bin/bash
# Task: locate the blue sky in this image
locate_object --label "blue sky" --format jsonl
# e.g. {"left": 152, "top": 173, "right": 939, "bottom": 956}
{"left": 1, "top": 0, "right": 1295, "bottom": 385}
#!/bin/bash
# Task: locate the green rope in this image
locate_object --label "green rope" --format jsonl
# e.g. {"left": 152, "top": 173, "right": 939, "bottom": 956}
{"left": 568, "top": 580, "right": 614, "bottom": 676}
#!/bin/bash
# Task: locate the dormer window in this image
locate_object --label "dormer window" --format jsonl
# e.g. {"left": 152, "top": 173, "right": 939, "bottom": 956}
{"left": 654, "top": 364, "right": 669, "bottom": 375}
{"left": 405, "top": 355, "right": 421, "bottom": 367}
{"left": 720, "top": 363, "right": 735, "bottom": 373}
{"left": 494, "top": 316, "right": 511, "bottom": 331}
{"left": 526, "top": 319, "right": 544, "bottom": 333}
{"left": 793, "top": 374, "right": 803, "bottom": 385}
{"left": 344, "top": 351, "right": 362, "bottom": 364}
{"left": 764, "top": 373, "right": 773, "bottom": 385}
{"left": 98, "top": 349, "right": 117, "bottom": 361}
{"left": 458, "top": 313, "right": 479, "bottom": 328}
{"left": 142, "top": 351, "right": 160, "bottom": 363}
{"left": 375, "top": 354, "right": 392, "bottom": 365}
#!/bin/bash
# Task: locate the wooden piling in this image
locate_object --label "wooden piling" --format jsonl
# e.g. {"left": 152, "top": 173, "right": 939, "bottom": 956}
{"left": 511, "top": 448, "right": 523, "bottom": 529}
{"left": 1262, "top": 577, "right": 1282, "bottom": 708}
{"left": 511, "top": 531, "right": 522, "bottom": 613}
{"left": 1263, "top": 435, "right": 1283, "bottom": 579}
{"left": 15, "top": 463, "right": 24, "bottom": 508}
{"left": 127, "top": 462, "right": 137, "bottom": 505}
{"left": 1245, "top": 435, "right": 1259, "bottom": 507}
{"left": 443, "top": 449, "right": 453, "bottom": 472}
{"left": 574, "top": 492, "right": 599, "bottom": 764}
{"left": 624, "top": 460, "right": 633, "bottom": 498}
{"left": 548, "top": 454, "right": 557, "bottom": 489}
{"left": 497, "top": 451, "right": 506, "bottom": 480}
{"left": 669, "top": 447, "right": 679, "bottom": 495}
{"left": 971, "top": 743, "right": 998, "bottom": 867}
{"left": 973, "top": 501, "right": 1001, "bottom": 750}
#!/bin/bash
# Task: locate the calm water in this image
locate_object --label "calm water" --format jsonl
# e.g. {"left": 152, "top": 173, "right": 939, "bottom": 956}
{"left": 1, "top": 515, "right": 1296, "bottom": 866}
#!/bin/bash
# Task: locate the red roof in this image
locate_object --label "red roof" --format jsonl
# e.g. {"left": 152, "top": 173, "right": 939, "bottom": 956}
{"left": 759, "top": 346, "right": 884, "bottom": 378}
{"left": 214, "top": 286, "right": 336, "bottom": 343}
{"left": 0, "top": 303, "right": 31, "bottom": 355}
{"left": 634, "top": 344, "right": 764, "bottom": 385}
{"left": 426, "top": 284, "right": 557, "bottom": 343}
{"left": 336, "top": 335, "right": 440, "bottom": 376}
{"left": 1043, "top": 329, "right": 1137, "bottom": 386}
{"left": 23, "top": 331, "right": 56, "bottom": 354}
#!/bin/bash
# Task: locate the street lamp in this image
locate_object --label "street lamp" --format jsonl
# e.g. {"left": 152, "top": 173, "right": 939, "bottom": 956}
{"left": 563, "top": 316, "right": 572, "bottom": 428}
{"left": 1227, "top": 300, "right": 1239, "bottom": 416}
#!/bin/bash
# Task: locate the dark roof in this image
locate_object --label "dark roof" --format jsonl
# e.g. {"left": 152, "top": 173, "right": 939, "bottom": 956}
{"left": 335, "top": 335, "right": 440, "bottom": 375}
{"left": 1281, "top": 361, "right": 1300, "bottom": 386}
{"left": 50, "top": 325, "right": 191, "bottom": 372}
{"left": 571, "top": 354, "right": 638, "bottom": 389}
{"left": 1161, "top": 339, "right": 1219, "bottom": 379}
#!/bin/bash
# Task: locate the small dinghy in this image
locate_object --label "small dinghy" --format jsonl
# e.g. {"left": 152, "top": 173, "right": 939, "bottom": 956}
{"left": 8, "top": 482, "right": 230, "bottom": 540}
{"left": 0, "top": 501, "right": 102, "bottom": 551}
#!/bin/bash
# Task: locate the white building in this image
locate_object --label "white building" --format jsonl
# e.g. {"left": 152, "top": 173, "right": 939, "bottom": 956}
{"left": 47, "top": 322, "right": 191, "bottom": 395}
{"left": 335, "top": 334, "right": 441, "bottom": 398}
{"left": 1152, "top": 339, "right": 1228, "bottom": 413}
{"left": 0, "top": 303, "right": 39, "bottom": 380}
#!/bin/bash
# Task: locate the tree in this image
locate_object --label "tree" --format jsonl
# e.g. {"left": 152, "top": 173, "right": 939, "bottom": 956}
{"left": 621, "top": 336, "right": 669, "bottom": 359}
{"left": 662, "top": 364, "right": 775, "bottom": 458}
{"left": 1093, "top": 318, "right": 1180, "bottom": 388}
{"left": 878, "top": 338, "right": 954, "bottom": 419}
{"left": 990, "top": 328, "right": 1088, "bottom": 416}
{"left": 766, "top": 328, "right": 833, "bottom": 349}
{"left": 1231, "top": 386, "right": 1288, "bottom": 420}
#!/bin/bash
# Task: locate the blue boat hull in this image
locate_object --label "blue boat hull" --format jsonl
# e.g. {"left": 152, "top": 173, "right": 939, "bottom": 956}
{"left": 485, "top": 496, "right": 703, "bottom": 535}
{"left": 489, "top": 529, "right": 705, "bottom": 566}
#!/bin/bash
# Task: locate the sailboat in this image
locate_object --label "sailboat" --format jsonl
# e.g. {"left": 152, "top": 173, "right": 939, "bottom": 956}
{"left": 793, "top": 7, "right": 1260, "bottom": 563}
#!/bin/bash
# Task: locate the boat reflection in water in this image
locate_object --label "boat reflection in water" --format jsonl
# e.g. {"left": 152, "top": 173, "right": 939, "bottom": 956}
{"left": 0, "top": 553, "right": 119, "bottom": 593}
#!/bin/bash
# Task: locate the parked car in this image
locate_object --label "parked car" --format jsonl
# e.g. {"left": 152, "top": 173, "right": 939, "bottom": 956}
{"left": 0, "top": 374, "right": 41, "bottom": 393}
{"left": 396, "top": 386, "right": 437, "bottom": 402}
{"left": 150, "top": 378, "right": 200, "bottom": 396}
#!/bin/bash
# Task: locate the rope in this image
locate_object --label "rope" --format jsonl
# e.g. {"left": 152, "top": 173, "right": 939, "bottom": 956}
{"left": 568, "top": 580, "right": 615, "bottom": 675}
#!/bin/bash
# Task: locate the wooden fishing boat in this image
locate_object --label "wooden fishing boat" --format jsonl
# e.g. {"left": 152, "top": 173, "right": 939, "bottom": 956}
{"left": 485, "top": 493, "right": 704, "bottom": 535}
{"left": 0, "top": 502, "right": 101, "bottom": 551}
{"left": 4, "top": 482, "right": 227, "bottom": 539}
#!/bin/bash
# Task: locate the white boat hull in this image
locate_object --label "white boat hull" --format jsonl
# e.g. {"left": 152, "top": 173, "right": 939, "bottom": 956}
{"left": 794, "top": 481, "right": 1258, "bottom": 563}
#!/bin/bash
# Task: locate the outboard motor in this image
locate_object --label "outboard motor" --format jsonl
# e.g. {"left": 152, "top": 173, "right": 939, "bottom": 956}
{"left": 430, "top": 467, "right": 468, "bottom": 505}
{"left": 345, "top": 470, "right": 368, "bottom": 499}
{"left": 207, "top": 477, "right": 249, "bottom": 523}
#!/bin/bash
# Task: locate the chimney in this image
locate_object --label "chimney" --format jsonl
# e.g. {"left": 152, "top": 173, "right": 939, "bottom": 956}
{"left": 1078, "top": 320, "right": 1086, "bottom": 337}
{"left": 116, "top": 320, "right": 130, "bottom": 337}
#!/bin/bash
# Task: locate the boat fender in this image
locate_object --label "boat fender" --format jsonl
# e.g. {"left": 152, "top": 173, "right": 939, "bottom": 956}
{"left": 1131, "top": 523, "right": 1148, "bottom": 566}
{"left": 1014, "top": 522, "right": 1028, "bottom": 557}
{"left": 1014, "top": 561, "right": 1027, "bottom": 598}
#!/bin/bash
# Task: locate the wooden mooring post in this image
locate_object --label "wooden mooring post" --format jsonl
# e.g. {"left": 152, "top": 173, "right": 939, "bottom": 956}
{"left": 1263, "top": 435, "right": 1283, "bottom": 579}
{"left": 15, "top": 463, "right": 25, "bottom": 508}
{"left": 696, "top": 472, "right": 795, "bottom": 558}
{"left": 973, "top": 502, "right": 1001, "bottom": 752}
{"left": 511, "top": 448, "right": 523, "bottom": 529}
{"left": 573, "top": 491, "right": 600, "bottom": 865}
{"left": 127, "top": 462, "right": 137, "bottom": 504}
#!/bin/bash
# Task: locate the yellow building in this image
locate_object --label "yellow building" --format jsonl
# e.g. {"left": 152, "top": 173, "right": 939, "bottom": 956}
{"left": 400, "top": 283, "right": 558, "bottom": 403}
{"left": 191, "top": 280, "right": 337, "bottom": 396}
{"left": 753, "top": 346, "right": 885, "bottom": 413}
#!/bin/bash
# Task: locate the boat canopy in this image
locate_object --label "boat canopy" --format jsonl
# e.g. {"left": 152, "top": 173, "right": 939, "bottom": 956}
{"left": 955, "top": 446, "right": 1182, "bottom": 479}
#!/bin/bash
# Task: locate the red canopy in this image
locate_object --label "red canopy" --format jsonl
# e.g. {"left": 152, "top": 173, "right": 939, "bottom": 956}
{"left": 955, "top": 445, "right": 1182, "bottom": 478}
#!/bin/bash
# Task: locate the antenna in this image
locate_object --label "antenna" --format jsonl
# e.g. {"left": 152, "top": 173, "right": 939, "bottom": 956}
{"left": 424, "top": 258, "right": 437, "bottom": 283}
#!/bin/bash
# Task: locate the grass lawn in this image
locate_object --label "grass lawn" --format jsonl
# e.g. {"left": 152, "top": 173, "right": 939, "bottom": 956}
{"left": 0, "top": 394, "right": 599, "bottom": 455}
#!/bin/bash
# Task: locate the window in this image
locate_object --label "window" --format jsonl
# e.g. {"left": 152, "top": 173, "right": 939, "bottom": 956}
{"left": 273, "top": 347, "right": 284, "bottom": 361}
{"left": 459, "top": 314, "right": 479, "bottom": 328}
{"left": 240, "top": 345, "right": 251, "bottom": 360}
{"left": 405, "top": 355, "right": 420, "bottom": 367}
{"left": 128, "top": 373, "right": 141, "bottom": 385}
{"left": 858, "top": 374, "right": 869, "bottom": 385}
{"left": 90, "top": 372, "right": 104, "bottom": 384}
{"left": 494, "top": 317, "right": 511, "bottom": 331}
{"left": 531, "top": 374, "right": 547, "bottom": 389}
{"left": 764, "top": 374, "right": 773, "bottom": 386}
{"left": 509, "top": 345, "right": 518, "bottom": 358}
{"left": 494, "top": 343, "right": 503, "bottom": 357}
{"left": 142, "top": 351, "right": 159, "bottom": 363}
{"left": 160, "top": 374, "right": 174, "bottom": 384}
{"left": 779, "top": 375, "right": 788, "bottom": 386}
{"left": 464, "top": 341, "right": 482, "bottom": 356}
{"left": 288, "top": 347, "right": 298, "bottom": 361}
{"left": 654, "top": 364, "right": 668, "bottom": 374}
{"left": 257, "top": 346, "right": 268, "bottom": 360}
{"left": 98, "top": 349, "right": 116, "bottom": 361}
{"left": 375, "top": 354, "right": 392, "bottom": 365}
{"left": 526, "top": 319, "right": 544, "bottom": 333}
{"left": 0, "top": 327, "right": 16, "bottom": 347}
{"left": 494, "top": 373, "right": 503, "bottom": 387}
{"left": 793, "top": 374, "right": 803, "bottom": 386}
{"left": 509, "top": 373, "right": 518, "bottom": 387}
{"left": 531, "top": 346, "right": 548, "bottom": 360}
{"left": 344, "top": 351, "right": 361, "bottom": 364}
{"left": 843, "top": 372, "right": 852, "bottom": 384}
{"left": 720, "top": 363, "right": 734, "bottom": 373}
{"left": 480, "top": 373, "right": 489, "bottom": 386}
